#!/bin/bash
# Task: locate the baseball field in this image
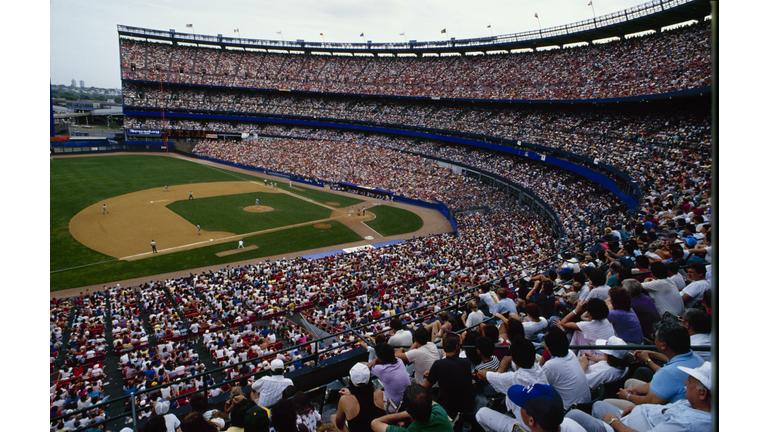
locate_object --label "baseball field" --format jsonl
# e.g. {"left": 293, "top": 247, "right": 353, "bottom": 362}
{"left": 50, "top": 153, "right": 453, "bottom": 294}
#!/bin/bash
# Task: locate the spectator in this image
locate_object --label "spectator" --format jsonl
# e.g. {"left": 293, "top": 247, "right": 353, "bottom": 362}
{"left": 368, "top": 342, "right": 411, "bottom": 412}
{"left": 606, "top": 286, "right": 643, "bottom": 344}
{"left": 476, "top": 336, "right": 549, "bottom": 432}
{"left": 566, "top": 362, "right": 712, "bottom": 432}
{"left": 641, "top": 262, "right": 685, "bottom": 318}
{"left": 395, "top": 327, "right": 440, "bottom": 386}
{"left": 607, "top": 320, "right": 704, "bottom": 410}
{"left": 331, "top": 362, "right": 386, "bottom": 432}
{"left": 370, "top": 384, "right": 453, "bottom": 432}
{"left": 251, "top": 359, "right": 294, "bottom": 408}
{"left": 579, "top": 336, "right": 632, "bottom": 390}
{"left": 682, "top": 308, "right": 711, "bottom": 361}
{"left": 622, "top": 279, "right": 661, "bottom": 342}
{"left": 540, "top": 327, "right": 591, "bottom": 409}
{"left": 506, "top": 383, "right": 587, "bottom": 432}
{"left": 423, "top": 332, "right": 474, "bottom": 419}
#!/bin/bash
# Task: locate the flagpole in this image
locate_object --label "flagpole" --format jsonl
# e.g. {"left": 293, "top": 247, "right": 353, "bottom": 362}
{"left": 488, "top": 24, "right": 493, "bottom": 37}
{"left": 590, "top": 1, "right": 596, "bottom": 21}
{"left": 320, "top": 33, "right": 325, "bottom": 43}
{"left": 535, "top": 14, "right": 542, "bottom": 35}
{"left": 400, "top": 32, "right": 406, "bottom": 42}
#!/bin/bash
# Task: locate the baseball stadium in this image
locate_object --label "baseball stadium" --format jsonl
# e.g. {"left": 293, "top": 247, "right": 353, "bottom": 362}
{"left": 49, "top": 0, "right": 716, "bottom": 431}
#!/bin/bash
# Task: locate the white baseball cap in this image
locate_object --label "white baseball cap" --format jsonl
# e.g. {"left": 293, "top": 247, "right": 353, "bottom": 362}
{"left": 349, "top": 363, "right": 370, "bottom": 386}
{"left": 270, "top": 359, "right": 284, "bottom": 370}
{"left": 597, "top": 336, "right": 630, "bottom": 359}
{"left": 678, "top": 361, "right": 711, "bottom": 390}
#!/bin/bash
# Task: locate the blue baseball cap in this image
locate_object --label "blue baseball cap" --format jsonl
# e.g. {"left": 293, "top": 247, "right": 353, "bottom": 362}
{"left": 506, "top": 384, "right": 564, "bottom": 429}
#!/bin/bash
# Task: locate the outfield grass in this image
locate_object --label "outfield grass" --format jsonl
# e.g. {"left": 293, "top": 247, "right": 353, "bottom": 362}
{"left": 50, "top": 154, "right": 426, "bottom": 292}
{"left": 365, "top": 205, "right": 425, "bottom": 236}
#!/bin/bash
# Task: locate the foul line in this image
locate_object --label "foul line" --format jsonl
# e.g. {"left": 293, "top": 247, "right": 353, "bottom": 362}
{"left": 51, "top": 258, "right": 121, "bottom": 274}
{"left": 362, "top": 213, "right": 384, "bottom": 238}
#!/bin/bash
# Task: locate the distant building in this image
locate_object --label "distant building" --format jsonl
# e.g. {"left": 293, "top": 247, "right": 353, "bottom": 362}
{"left": 71, "top": 79, "right": 76, "bottom": 87}
{"left": 80, "top": 80, "right": 85, "bottom": 88}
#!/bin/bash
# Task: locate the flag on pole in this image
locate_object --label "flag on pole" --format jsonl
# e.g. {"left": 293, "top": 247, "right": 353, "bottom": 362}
{"left": 399, "top": 32, "right": 405, "bottom": 36}
{"left": 360, "top": 32, "right": 364, "bottom": 37}
{"left": 588, "top": 1, "right": 592, "bottom": 5}
{"left": 234, "top": 29, "right": 239, "bottom": 33}
{"left": 320, "top": 33, "right": 324, "bottom": 36}
{"left": 487, "top": 24, "right": 491, "bottom": 28}
{"left": 534, "top": 13, "right": 538, "bottom": 19}
{"left": 441, "top": 28, "right": 446, "bottom": 33}
{"left": 277, "top": 31, "right": 282, "bottom": 34}
{"left": 186, "top": 24, "right": 193, "bottom": 28}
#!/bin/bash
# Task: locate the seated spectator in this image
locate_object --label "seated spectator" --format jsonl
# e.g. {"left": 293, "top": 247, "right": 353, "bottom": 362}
{"left": 368, "top": 342, "right": 411, "bottom": 412}
{"left": 387, "top": 319, "right": 413, "bottom": 349}
{"left": 554, "top": 298, "right": 615, "bottom": 358}
{"left": 579, "top": 336, "right": 632, "bottom": 390}
{"left": 606, "top": 286, "right": 643, "bottom": 344}
{"left": 331, "top": 362, "right": 386, "bottom": 432}
{"left": 641, "top": 262, "right": 685, "bottom": 318}
{"left": 622, "top": 279, "right": 661, "bottom": 342}
{"left": 476, "top": 336, "right": 550, "bottom": 432}
{"left": 395, "top": 327, "right": 440, "bottom": 386}
{"left": 506, "top": 383, "right": 587, "bottom": 432}
{"left": 540, "top": 327, "right": 591, "bottom": 409}
{"left": 566, "top": 362, "right": 712, "bottom": 432}
{"left": 371, "top": 384, "right": 453, "bottom": 432}
{"left": 682, "top": 308, "right": 711, "bottom": 361}
{"left": 680, "top": 263, "right": 710, "bottom": 308}
{"left": 423, "top": 332, "right": 474, "bottom": 418}
{"left": 251, "top": 360, "right": 294, "bottom": 408}
{"left": 607, "top": 320, "right": 704, "bottom": 410}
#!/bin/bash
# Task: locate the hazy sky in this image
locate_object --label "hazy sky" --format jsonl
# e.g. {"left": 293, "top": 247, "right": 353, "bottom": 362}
{"left": 48, "top": 0, "right": 695, "bottom": 89}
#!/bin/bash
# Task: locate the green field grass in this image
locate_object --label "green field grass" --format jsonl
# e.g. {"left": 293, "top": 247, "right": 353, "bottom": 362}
{"left": 365, "top": 205, "right": 425, "bottom": 236}
{"left": 167, "top": 193, "right": 333, "bottom": 234}
{"left": 50, "top": 155, "right": 425, "bottom": 292}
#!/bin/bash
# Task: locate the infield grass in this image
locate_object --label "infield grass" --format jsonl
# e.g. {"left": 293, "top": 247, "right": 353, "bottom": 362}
{"left": 50, "top": 154, "right": 426, "bottom": 292}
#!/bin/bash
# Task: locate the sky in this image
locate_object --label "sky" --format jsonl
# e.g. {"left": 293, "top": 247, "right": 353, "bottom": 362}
{"left": 48, "top": 0, "right": 695, "bottom": 89}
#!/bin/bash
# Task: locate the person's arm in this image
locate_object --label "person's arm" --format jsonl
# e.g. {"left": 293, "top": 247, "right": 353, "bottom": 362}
{"left": 371, "top": 411, "right": 413, "bottom": 432}
{"left": 681, "top": 293, "right": 694, "bottom": 305}
{"left": 616, "top": 383, "right": 668, "bottom": 406}
{"left": 395, "top": 348, "right": 410, "bottom": 364}
{"left": 526, "top": 281, "right": 541, "bottom": 301}
{"left": 633, "top": 351, "right": 668, "bottom": 373}
{"left": 333, "top": 394, "right": 352, "bottom": 432}
{"left": 554, "top": 300, "right": 585, "bottom": 331}
{"left": 601, "top": 412, "right": 641, "bottom": 432}
{"left": 496, "top": 355, "right": 513, "bottom": 373}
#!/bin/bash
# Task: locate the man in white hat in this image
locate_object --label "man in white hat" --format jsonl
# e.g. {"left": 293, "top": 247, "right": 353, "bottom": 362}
{"left": 153, "top": 398, "right": 181, "bottom": 432}
{"left": 250, "top": 359, "right": 294, "bottom": 407}
{"left": 565, "top": 362, "right": 712, "bottom": 431}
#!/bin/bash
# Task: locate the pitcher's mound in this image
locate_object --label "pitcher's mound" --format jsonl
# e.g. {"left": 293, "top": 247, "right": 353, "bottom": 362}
{"left": 314, "top": 223, "right": 333, "bottom": 229}
{"left": 243, "top": 206, "right": 275, "bottom": 213}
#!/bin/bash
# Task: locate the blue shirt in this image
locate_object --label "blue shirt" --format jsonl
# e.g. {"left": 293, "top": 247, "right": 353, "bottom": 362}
{"left": 491, "top": 298, "right": 518, "bottom": 316}
{"left": 620, "top": 399, "right": 711, "bottom": 432}
{"left": 649, "top": 351, "right": 704, "bottom": 403}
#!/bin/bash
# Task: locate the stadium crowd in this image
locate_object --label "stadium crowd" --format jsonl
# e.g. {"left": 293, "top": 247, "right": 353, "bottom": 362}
{"left": 50, "top": 13, "right": 713, "bottom": 432}
{"left": 120, "top": 21, "right": 710, "bottom": 100}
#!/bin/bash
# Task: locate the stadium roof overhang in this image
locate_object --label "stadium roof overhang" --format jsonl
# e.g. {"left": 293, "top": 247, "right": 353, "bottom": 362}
{"left": 118, "top": 0, "right": 711, "bottom": 55}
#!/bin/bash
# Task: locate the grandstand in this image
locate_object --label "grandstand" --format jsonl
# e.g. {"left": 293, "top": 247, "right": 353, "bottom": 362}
{"left": 50, "top": 0, "right": 714, "bottom": 430}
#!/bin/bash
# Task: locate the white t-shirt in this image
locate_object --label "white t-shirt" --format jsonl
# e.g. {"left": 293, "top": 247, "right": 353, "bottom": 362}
{"left": 405, "top": 342, "right": 440, "bottom": 385}
{"left": 541, "top": 351, "right": 591, "bottom": 408}
{"left": 522, "top": 319, "right": 548, "bottom": 340}
{"left": 486, "top": 364, "right": 549, "bottom": 417}
{"left": 585, "top": 362, "right": 628, "bottom": 390}
{"left": 681, "top": 280, "right": 711, "bottom": 307}
{"left": 642, "top": 279, "right": 685, "bottom": 317}
{"left": 690, "top": 333, "right": 711, "bottom": 362}
{"left": 466, "top": 310, "right": 486, "bottom": 329}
